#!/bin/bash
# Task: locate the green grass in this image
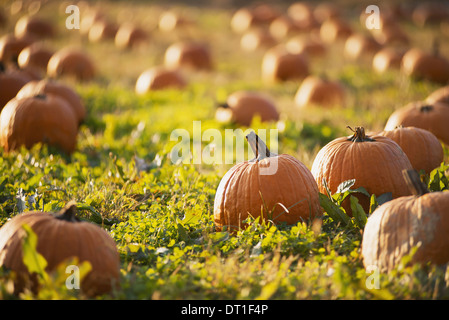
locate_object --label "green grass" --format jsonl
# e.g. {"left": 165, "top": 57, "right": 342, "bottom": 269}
{"left": 0, "top": 0, "right": 449, "bottom": 300}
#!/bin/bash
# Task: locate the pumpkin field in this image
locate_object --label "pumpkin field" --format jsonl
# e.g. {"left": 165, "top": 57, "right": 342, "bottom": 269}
{"left": 0, "top": 0, "right": 449, "bottom": 304}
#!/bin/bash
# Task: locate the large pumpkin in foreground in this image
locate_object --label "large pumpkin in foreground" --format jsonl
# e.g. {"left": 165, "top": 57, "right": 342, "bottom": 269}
{"left": 214, "top": 132, "right": 322, "bottom": 232}
{"left": 0, "top": 94, "right": 78, "bottom": 154}
{"left": 0, "top": 202, "right": 120, "bottom": 296}
{"left": 311, "top": 126, "right": 413, "bottom": 215}
{"left": 362, "top": 170, "right": 449, "bottom": 272}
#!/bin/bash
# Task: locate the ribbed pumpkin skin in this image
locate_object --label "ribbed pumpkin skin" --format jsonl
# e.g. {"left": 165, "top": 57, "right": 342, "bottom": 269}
{"left": 214, "top": 154, "right": 322, "bottom": 232}
{"left": 16, "top": 80, "right": 86, "bottom": 124}
{"left": 311, "top": 131, "right": 413, "bottom": 214}
{"left": 0, "top": 211, "right": 120, "bottom": 296}
{"left": 379, "top": 126, "right": 443, "bottom": 174}
{"left": 384, "top": 101, "right": 449, "bottom": 145}
{"left": 0, "top": 95, "right": 78, "bottom": 154}
{"left": 361, "top": 191, "right": 449, "bottom": 272}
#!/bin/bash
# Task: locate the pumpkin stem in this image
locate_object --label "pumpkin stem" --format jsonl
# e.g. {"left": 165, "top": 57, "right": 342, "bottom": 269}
{"left": 402, "top": 169, "right": 429, "bottom": 196}
{"left": 216, "top": 102, "right": 230, "bottom": 109}
{"left": 347, "top": 126, "right": 374, "bottom": 142}
{"left": 420, "top": 105, "right": 433, "bottom": 113}
{"left": 55, "top": 201, "right": 81, "bottom": 222}
{"left": 246, "top": 131, "right": 274, "bottom": 161}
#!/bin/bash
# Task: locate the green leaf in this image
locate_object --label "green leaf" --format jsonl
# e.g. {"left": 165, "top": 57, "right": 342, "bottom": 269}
{"left": 22, "top": 224, "right": 48, "bottom": 281}
{"left": 349, "top": 196, "right": 367, "bottom": 229}
{"left": 319, "top": 193, "right": 351, "bottom": 225}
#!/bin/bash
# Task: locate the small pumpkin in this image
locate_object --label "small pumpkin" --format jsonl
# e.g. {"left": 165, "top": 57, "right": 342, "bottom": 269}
{"left": 0, "top": 202, "right": 120, "bottom": 296}
{"left": 240, "top": 29, "right": 277, "bottom": 52}
{"left": 230, "top": 5, "right": 279, "bottom": 34}
{"left": 114, "top": 23, "right": 148, "bottom": 50}
{"left": 372, "top": 47, "right": 405, "bottom": 74}
{"left": 17, "top": 42, "right": 53, "bottom": 71}
{"left": 14, "top": 15, "right": 55, "bottom": 39}
{"left": 313, "top": 2, "right": 340, "bottom": 23}
{"left": 361, "top": 169, "right": 449, "bottom": 272}
{"left": 286, "top": 35, "right": 327, "bottom": 58}
{"left": 215, "top": 91, "right": 279, "bottom": 127}
{"left": 261, "top": 45, "right": 309, "bottom": 83}
{"left": 88, "top": 20, "right": 118, "bottom": 43}
{"left": 319, "top": 18, "right": 353, "bottom": 44}
{"left": 214, "top": 131, "right": 322, "bottom": 232}
{"left": 379, "top": 126, "right": 444, "bottom": 174}
{"left": 158, "top": 11, "right": 193, "bottom": 32}
{"left": 426, "top": 85, "right": 449, "bottom": 105}
{"left": 384, "top": 101, "right": 449, "bottom": 146}
{"left": 135, "top": 66, "right": 186, "bottom": 93}
{"left": 47, "top": 48, "right": 96, "bottom": 82}
{"left": 0, "top": 63, "right": 31, "bottom": 110}
{"left": 287, "top": 2, "right": 320, "bottom": 32}
{"left": 401, "top": 42, "right": 449, "bottom": 84}
{"left": 344, "top": 33, "right": 382, "bottom": 61}
{"left": 311, "top": 126, "right": 413, "bottom": 215}
{"left": 164, "top": 41, "right": 212, "bottom": 71}
{"left": 16, "top": 79, "right": 86, "bottom": 125}
{"left": 0, "top": 34, "right": 34, "bottom": 65}
{"left": 294, "top": 75, "right": 345, "bottom": 108}
{"left": 0, "top": 93, "right": 78, "bottom": 154}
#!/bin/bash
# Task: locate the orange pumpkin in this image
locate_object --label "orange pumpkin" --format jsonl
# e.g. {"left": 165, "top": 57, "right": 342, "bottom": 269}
{"left": 114, "top": 23, "right": 148, "bottom": 49}
{"left": 230, "top": 5, "right": 280, "bottom": 34}
{"left": 135, "top": 66, "right": 186, "bottom": 93}
{"left": 215, "top": 91, "right": 279, "bottom": 127}
{"left": 372, "top": 47, "right": 405, "bottom": 74}
{"left": 240, "top": 29, "right": 277, "bottom": 52}
{"left": 0, "top": 63, "right": 30, "bottom": 110}
{"left": 0, "top": 94, "right": 78, "bottom": 154}
{"left": 426, "top": 85, "right": 449, "bottom": 105}
{"left": 384, "top": 101, "right": 449, "bottom": 145}
{"left": 286, "top": 35, "right": 327, "bottom": 58}
{"left": 17, "top": 42, "right": 53, "bottom": 71}
{"left": 319, "top": 18, "right": 352, "bottom": 44}
{"left": 379, "top": 126, "right": 444, "bottom": 174}
{"left": 164, "top": 42, "right": 212, "bottom": 71}
{"left": 88, "top": 20, "right": 118, "bottom": 43}
{"left": 362, "top": 169, "right": 449, "bottom": 272}
{"left": 343, "top": 33, "right": 382, "bottom": 61}
{"left": 14, "top": 15, "right": 55, "bottom": 39}
{"left": 47, "top": 48, "right": 96, "bottom": 82}
{"left": 0, "top": 202, "right": 120, "bottom": 296}
{"left": 311, "top": 126, "right": 413, "bottom": 215}
{"left": 214, "top": 131, "right": 322, "bottom": 232}
{"left": 16, "top": 79, "right": 86, "bottom": 125}
{"left": 261, "top": 45, "right": 309, "bottom": 83}
{"left": 287, "top": 2, "right": 319, "bottom": 32}
{"left": 0, "top": 34, "right": 34, "bottom": 65}
{"left": 294, "top": 75, "right": 345, "bottom": 108}
{"left": 401, "top": 44, "right": 449, "bottom": 84}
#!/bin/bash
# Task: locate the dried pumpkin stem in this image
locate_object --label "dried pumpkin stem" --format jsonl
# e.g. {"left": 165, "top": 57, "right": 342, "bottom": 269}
{"left": 246, "top": 131, "right": 271, "bottom": 161}
{"left": 402, "top": 169, "right": 429, "bottom": 196}
{"left": 420, "top": 105, "right": 433, "bottom": 113}
{"left": 347, "top": 126, "right": 374, "bottom": 142}
{"left": 55, "top": 201, "right": 81, "bottom": 222}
